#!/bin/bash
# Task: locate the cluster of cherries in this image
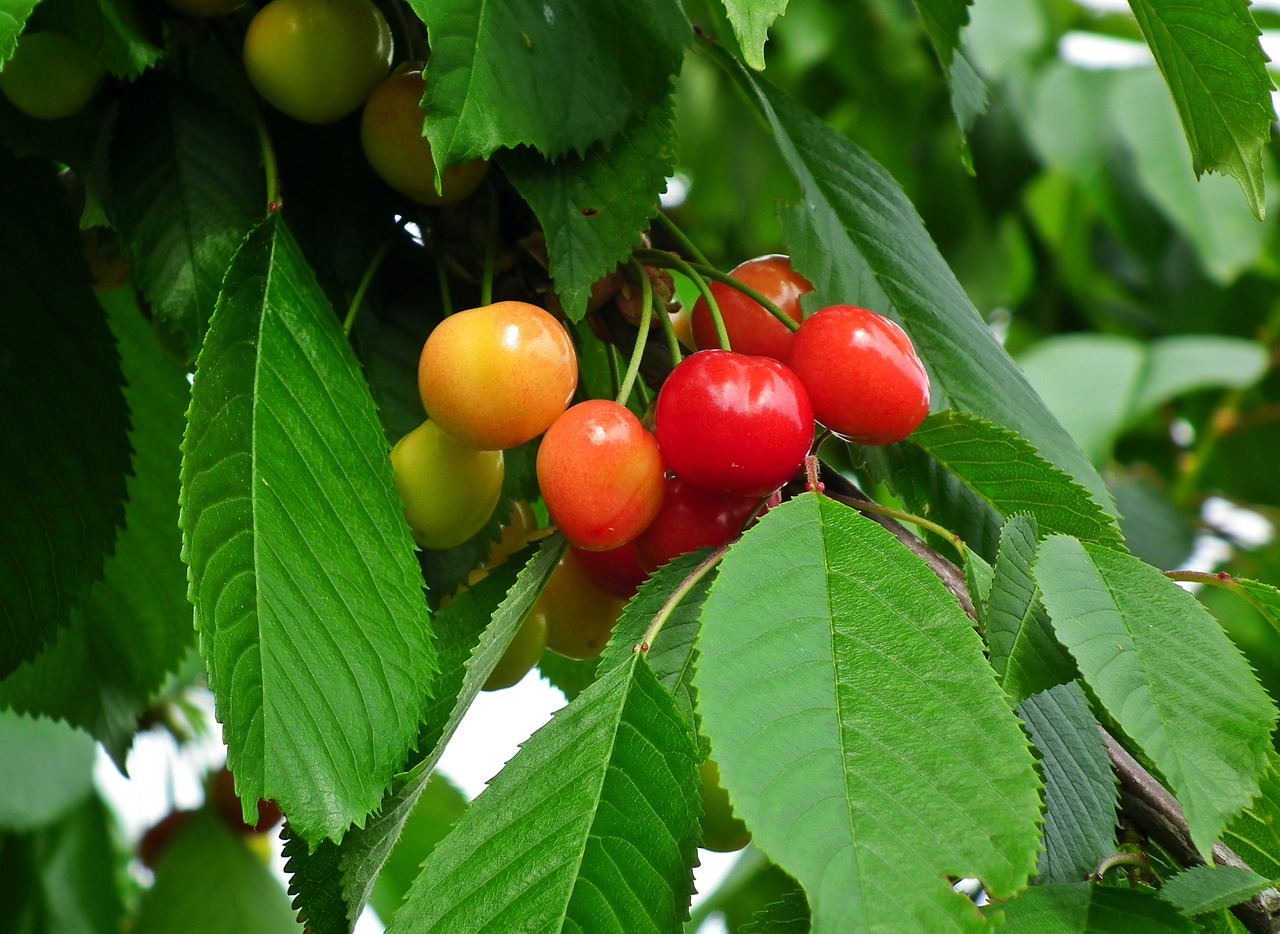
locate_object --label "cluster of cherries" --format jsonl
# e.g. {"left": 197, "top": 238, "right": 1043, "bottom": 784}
{"left": 392, "top": 256, "right": 931, "bottom": 696}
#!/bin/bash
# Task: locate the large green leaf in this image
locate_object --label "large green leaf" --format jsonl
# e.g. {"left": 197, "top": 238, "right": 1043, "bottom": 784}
{"left": 995, "top": 883, "right": 1195, "bottom": 933}
{"left": 111, "top": 75, "right": 263, "bottom": 362}
{"left": 0, "top": 0, "right": 38, "bottom": 60}
{"left": 284, "top": 538, "right": 563, "bottom": 934}
{"left": 987, "top": 515, "right": 1076, "bottom": 707}
{"left": 1126, "top": 0, "right": 1275, "bottom": 218}
{"left": 0, "top": 711, "right": 95, "bottom": 832}
{"left": 0, "top": 149, "right": 130, "bottom": 678}
{"left": 368, "top": 774, "right": 468, "bottom": 923}
{"left": 132, "top": 812, "right": 298, "bottom": 934}
{"left": 0, "top": 288, "right": 194, "bottom": 760}
{"left": 181, "top": 215, "right": 436, "bottom": 845}
{"left": 696, "top": 494, "right": 1041, "bottom": 932}
{"left": 386, "top": 653, "right": 699, "bottom": 933}
{"left": 1019, "top": 334, "right": 1268, "bottom": 465}
{"left": 719, "top": 0, "right": 789, "bottom": 69}
{"left": 1034, "top": 535, "right": 1276, "bottom": 859}
{"left": 1158, "top": 864, "right": 1270, "bottom": 916}
{"left": 715, "top": 56, "right": 1114, "bottom": 518}
{"left": 1222, "top": 750, "right": 1280, "bottom": 882}
{"left": 413, "top": 0, "right": 690, "bottom": 167}
{"left": 1017, "top": 683, "right": 1117, "bottom": 885}
{"left": 499, "top": 97, "right": 678, "bottom": 321}
{"left": 30, "top": 0, "right": 161, "bottom": 78}
{"left": 912, "top": 0, "right": 987, "bottom": 160}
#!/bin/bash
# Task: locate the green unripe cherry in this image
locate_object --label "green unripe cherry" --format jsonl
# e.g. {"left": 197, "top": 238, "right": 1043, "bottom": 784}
{"left": 0, "top": 33, "right": 105, "bottom": 120}
{"left": 390, "top": 420, "right": 503, "bottom": 550}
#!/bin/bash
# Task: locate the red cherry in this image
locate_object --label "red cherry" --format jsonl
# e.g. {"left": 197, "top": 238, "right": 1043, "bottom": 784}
{"left": 571, "top": 543, "right": 649, "bottom": 600}
{"left": 537, "top": 400, "right": 665, "bottom": 551}
{"left": 654, "top": 350, "right": 814, "bottom": 496}
{"left": 691, "top": 255, "right": 811, "bottom": 362}
{"left": 633, "top": 476, "right": 761, "bottom": 572}
{"left": 788, "top": 305, "right": 930, "bottom": 445}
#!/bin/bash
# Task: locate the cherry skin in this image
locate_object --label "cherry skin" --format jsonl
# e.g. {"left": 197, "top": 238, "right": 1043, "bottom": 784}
{"left": 534, "top": 550, "right": 626, "bottom": 660}
{"left": 691, "top": 255, "right": 811, "bottom": 362}
{"left": 788, "top": 305, "right": 930, "bottom": 445}
{"left": 390, "top": 420, "right": 504, "bottom": 550}
{"left": 243, "top": 0, "right": 391, "bottom": 124}
{"left": 418, "top": 301, "right": 577, "bottom": 451}
{"left": 209, "top": 766, "right": 283, "bottom": 833}
{"left": 571, "top": 543, "right": 648, "bottom": 600}
{"left": 537, "top": 400, "right": 664, "bottom": 551}
{"left": 485, "top": 500, "right": 538, "bottom": 569}
{"left": 483, "top": 602, "right": 547, "bottom": 691}
{"left": 0, "top": 33, "right": 105, "bottom": 120}
{"left": 698, "top": 759, "right": 751, "bottom": 852}
{"left": 632, "top": 476, "right": 761, "bottom": 573}
{"left": 655, "top": 350, "right": 813, "bottom": 497}
{"left": 361, "top": 70, "right": 489, "bottom": 206}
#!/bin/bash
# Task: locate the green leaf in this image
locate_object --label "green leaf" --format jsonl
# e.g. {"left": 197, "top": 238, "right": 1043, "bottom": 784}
{"left": 33, "top": 0, "right": 162, "bottom": 78}
{"left": 368, "top": 775, "right": 468, "bottom": 923}
{"left": 1126, "top": 0, "right": 1275, "bottom": 218}
{"left": 1158, "top": 864, "right": 1270, "bottom": 916}
{"left": 385, "top": 654, "right": 699, "bottom": 933}
{"left": 132, "top": 812, "right": 298, "bottom": 934}
{"left": 1033, "top": 535, "right": 1276, "bottom": 859}
{"left": 908, "top": 411, "right": 1126, "bottom": 550}
{"left": 499, "top": 97, "right": 677, "bottom": 321}
{"left": 0, "top": 0, "right": 38, "bottom": 60}
{"left": 987, "top": 515, "right": 1077, "bottom": 707}
{"left": 995, "top": 883, "right": 1196, "bottom": 933}
{"left": 413, "top": 0, "right": 690, "bottom": 167}
{"left": 720, "top": 59, "right": 1114, "bottom": 519}
{"left": 0, "top": 794, "right": 123, "bottom": 934}
{"left": 696, "top": 494, "right": 1041, "bottom": 931}
{"left": 111, "top": 75, "right": 264, "bottom": 362}
{"left": 181, "top": 215, "right": 436, "bottom": 845}
{"left": 1019, "top": 334, "right": 1268, "bottom": 464}
{"left": 0, "top": 288, "right": 194, "bottom": 760}
{"left": 599, "top": 547, "right": 718, "bottom": 755}
{"left": 740, "top": 891, "right": 811, "bottom": 933}
{"left": 0, "top": 711, "right": 95, "bottom": 831}
{"left": 719, "top": 0, "right": 789, "bottom": 70}
{"left": 1017, "top": 683, "right": 1117, "bottom": 885}
{"left": 284, "top": 538, "right": 563, "bottom": 934}
{"left": 537, "top": 649, "right": 599, "bottom": 702}
{"left": 0, "top": 149, "right": 130, "bottom": 678}
{"left": 1222, "top": 750, "right": 1280, "bottom": 881}
{"left": 912, "top": 0, "right": 987, "bottom": 162}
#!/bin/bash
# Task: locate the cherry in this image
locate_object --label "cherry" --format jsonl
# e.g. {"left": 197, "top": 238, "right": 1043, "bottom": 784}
{"left": 691, "top": 255, "right": 811, "bottom": 362}
{"left": 632, "top": 476, "right": 761, "bottom": 572}
{"left": 390, "top": 420, "right": 504, "bottom": 550}
{"left": 0, "top": 33, "right": 105, "bottom": 121}
{"left": 788, "top": 305, "right": 930, "bottom": 445}
{"left": 418, "top": 301, "right": 577, "bottom": 451}
{"left": 209, "top": 766, "right": 283, "bottom": 833}
{"left": 537, "top": 400, "right": 665, "bottom": 551}
{"left": 138, "top": 811, "right": 192, "bottom": 869}
{"left": 483, "top": 612, "right": 547, "bottom": 691}
{"left": 534, "top": 550, "right": 626, "bottom": 660}
{"left": 485, "top": 500, "right": 538, "bottom": 569}
{"left": 571, "top": 543, "right": 649, "bottom": 600}
{"left": 654, "top": 350, "right": 813, "bottom": 497}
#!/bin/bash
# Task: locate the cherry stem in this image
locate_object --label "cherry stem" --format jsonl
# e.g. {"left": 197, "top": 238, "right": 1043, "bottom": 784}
{"left": 480, "top": 183, "right": 498, "bottom": 307}
{"left": 637, "top": 545, "right": 728, "bottom": 653}
{"left": 635, "top": 248, "right": 729, "bottom": 351}
{"left": 829, "top": 493, "right": 969, "bottom": 562}
{"left": 804, "top": 454, "right": 824, "bottom": 493}
{"left": 1164, "top": 569, "right": 1280, "bottom": 636}
{"left": 1088, "top": 852, "right": 1148, "bottom": 883}
{"left": 652, "top": 211, "right": 711, "bottom": 267}
{"left": 631, "top": 257, "right": 683, "bottom": 368}
{"left": 427, "top": 227, "right": 453, "bottom": 316}
{"left": 686, "top": 261, "right": 798, "bottom": 333}
{"left": 249, "top": 97, "right": 281, "bottom": 213}
{"left": 343, "top": 237, "right": 392, "bottom": 337}
{"left": 615, "top": 259, "right": 654, "bottom": 407}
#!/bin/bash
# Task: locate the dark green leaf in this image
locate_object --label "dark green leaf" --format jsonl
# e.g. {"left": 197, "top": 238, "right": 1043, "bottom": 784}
{"left": 1222, "top": 749, "right": 1280, "bottom": 881}
{"left": 988, "top": 515, "right": 1076, "bottom": 706}
{"left": 536, "top": 649, "right": 598, "bottom": 702}
{"left": 0, "top": 0, "right": 38, "bottom": 60}
{"left": 368, "top": 775, "right": 468, "bottom": 923}
{"left": 995, "top": 883, "right": 1195, "bottom": 933}
{"left": 284, "top": 538, "right": 563, "bottom": 934}
{"left": 499, "top": 97, "right": 677, "bottom": 321}
{"left": 912, "top": 0, "right": 987, "bottom": 159}
{"left": 412, "top": 0, "right": 690, "bottom": 166}
{"left": 716, "top": 58, "right": 1115, "bottom": 518}
{"left": 32, "top": 0, "right": 161, "bottom": 78}
{"left": 1127, "top": 0, "right": 1274, "bottom": 218}
{"left": 385, "top": 654, "right": 699, "bottom": 933}
{"left": 181, "top": 215, "right": 436, "bottom": 844}
{"left": 132, "top": 812, "right": 298, "bottom": 934}
{"left": 0, "top": 794, "right": 123, "bottom": 934}
{"left": 719, "top": 0, "right": 789, "bottom": 70}
{"left": 0, "top": 149, "right": 130, "bottom": 677}
{"left": 1017, "top": 683, "right": 1117, "bottom": 885}
{"left": 0, "top": 711, "right": 95, "bottom": 831}
{"left": 111, "top": 75, "right": 263, "bottom": 362}
{"left": 739, "top": 891, "right": 810, "bottom": 933}
{"left": 696, "top": 494, "right": 1041, "bottom": 930}
{"left": 1034, "top": 535, "right": 1276, "bottom": 858}
{"left": 0, "top": 288, "right": 194, "bottom": 759}
{"left": 1158, "top": 864, "right": 1270, "bottom": 916}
